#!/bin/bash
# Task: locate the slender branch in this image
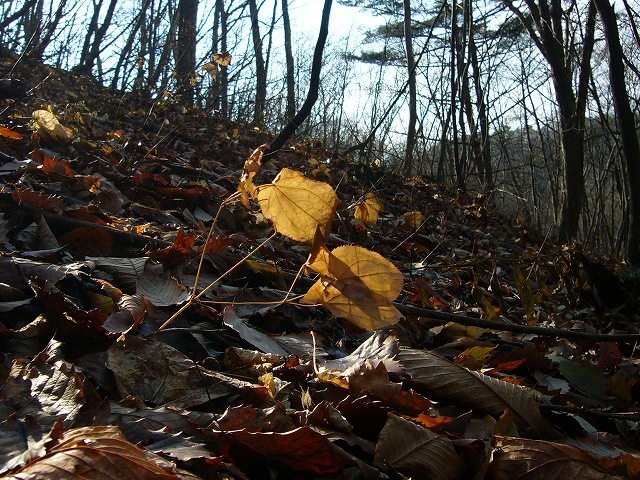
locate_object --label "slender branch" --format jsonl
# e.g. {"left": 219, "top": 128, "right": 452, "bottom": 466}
{"left": 396, "top": 303, "right": 640, "bottom": 343}
{"left": 264, "top": 0, "right": 333, "bottom": 158}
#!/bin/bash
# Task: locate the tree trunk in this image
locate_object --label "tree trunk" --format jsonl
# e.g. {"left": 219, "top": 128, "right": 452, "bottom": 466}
{"left": 248, "top": 0, "right": 266, "bottom": 126}
{"left": 503, "top": 0, "right": 595, "bottom": 242}
{"left": 264, "top": 0, "right": 333, "bottom": 158}
{"left": 402, "top": 0, "right": 417, "bottom": 176}
{"left": 595, "top": 0, "right": 640, "bottom": 263}
{"left": 281, "top": 0, "right": 296, "bottom": 122}
{"left": 175, "top": 0, "right": 198, "bottom": 106}
{"left": 466, "top": 0, "right": 492, "bottom": 194}
{"left": 73, "top": 0, "right": 118, "bottom": 75}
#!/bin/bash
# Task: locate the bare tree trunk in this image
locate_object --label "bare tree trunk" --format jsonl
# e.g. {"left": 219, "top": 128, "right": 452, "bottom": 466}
{"left": 466, "top": 0, "right": 492, "bottom": 194}
{"left": 402, "top": 0, "right": 417, "bottom": 176}
{"left": 175, "top": 0, "right": 198, "bottom": 106}
{"left": 503, "top": 0, "right": 595, "bottom": 242}
{"left": 595, "top": 0, "right": 640, "bottom": 263}
{"left": 265, "top": 0, "right": 333, "bottom": 158}
{"left": 281, "top": 0, "right": 296, "bottom": 122}
{"left": 73, "top": 0, "right": 118, "bottom": 75}
{"left": 248, "top": 0, "right": 266, "bottom": 126}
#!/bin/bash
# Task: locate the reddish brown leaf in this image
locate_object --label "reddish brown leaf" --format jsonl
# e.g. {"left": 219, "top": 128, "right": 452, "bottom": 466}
{"left": 222, "top": 426, "right": 347, "bottom": 475}
{"left": 58, "top": 227, "right": 115, "bottom": 256}
{"left": 148, "top": 229, "right": 198, "bottom": 267}
{"left": 12, "top": 188, "right": 65, "bottom": 213}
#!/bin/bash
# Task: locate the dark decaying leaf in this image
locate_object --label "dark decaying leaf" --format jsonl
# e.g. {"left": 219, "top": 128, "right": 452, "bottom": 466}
{"left": 106, "top": 335, "right": 273, "bottom": 409}
{"left": 487, "top": 436, "right": 625, "bottom": 480}
{"left": 397, "top": 346, "right": 559, "bottom": 438}
{"left": 0, "top": 415, "right": 46, "bottom": 474}
{"left": 222, "top": 306, "right": 289, "bottom": 356}
{"left": 1, "top": 347, "right": 102, "bottom": 429}
{"left": 374, "top": 413, "right": 464, "bottom": 480}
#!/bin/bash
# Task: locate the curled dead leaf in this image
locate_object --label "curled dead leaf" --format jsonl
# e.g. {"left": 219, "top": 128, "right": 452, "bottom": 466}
{"left": 355, "top": 192, "right": 384, "bottom": 226}
{"left": 32, "top": 110, "right": 74, "bottom": 142}
{"left": 238, "top": 144, "right": 267, "bottom": 208}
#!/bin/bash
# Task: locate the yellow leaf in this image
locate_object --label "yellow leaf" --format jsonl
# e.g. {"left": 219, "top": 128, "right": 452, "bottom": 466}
{"left": 403, "top": 211, "right": 424, "bottom": 229}
{"left": 237, "top": 144, "right": 267, "bottom": 208}
{"left": 354, "top": 192, "right": 384, "bottom": 226}
{"left": 203, "top": 62, "right": 218, "bottom": 79}
{"left": 302, "top": 245, "right": 404, "bottom": 330}
{"left": 214, "top": 51, "right": 232, "bottom": 66}
{"left": 32, "top": 110, "right": 74, "bottom": 142}
{"left": 257, "top": 168, "right": 338, "bottom": 243}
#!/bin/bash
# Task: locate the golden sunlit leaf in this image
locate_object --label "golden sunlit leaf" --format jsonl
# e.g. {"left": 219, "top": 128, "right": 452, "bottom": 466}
{"left": 354, "top": 192, "right": 384, "bottom": 226}
{"left": 257, "top": 168, "right": 338, "bottom": 243}
{"left": 302, "top": 245, "right": 404, "bottom": 330}
{"left": 237, "top": 144, "right": 267, "bottom": 208}
{"left": 214, "top": 51, "right": 232, "bottom": 66}
{"left": 203, "top": 62, "right": 218, "bottom": 79}
{"left": 403, "top": 211, "right": 424, "bottom": 230}
{"left": 32, "top": 110, "right": 74, "bottom": 142}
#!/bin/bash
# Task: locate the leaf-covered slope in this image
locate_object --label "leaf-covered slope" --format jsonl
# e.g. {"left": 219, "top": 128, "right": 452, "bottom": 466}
{"left": 1, "top": 52, "right": 639, "bottom": 479}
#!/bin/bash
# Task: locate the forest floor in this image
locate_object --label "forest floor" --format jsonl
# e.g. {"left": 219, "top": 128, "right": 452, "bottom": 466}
{"left": 1, "top": 50, "right": 640, "bottom": 479}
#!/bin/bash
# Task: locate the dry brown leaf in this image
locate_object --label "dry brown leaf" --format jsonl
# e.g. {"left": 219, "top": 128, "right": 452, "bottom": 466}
{"left": 202, "top": 62, "right": 218, "bottom": 79}
{"left": 354, "top": 192, "right": 384, "bottom": 226}
{"left": 397, "top": 347, "right": 559, "bottom": 438}
{"left": 3, "top": 425, "right": 178, "bottom": 479}
{"left": 302, "top": 245, "right": 404, "bottom": 330}
{"left": 214, "top": 51, "right": 232, "bottom": 66}
{"left": 237, "top": 144, "right": 267, "bottom": 208}
{"left": 257, "top": 168, "right": 338, "bottom": 243}
{"left": 488, "top": 436, "right": 624, "bottom": 480}
{"left": 375, "top": 413, "right": 464, "bottom": 480}
{"left": 32, "top": 110, "right": 74, "bottom": 142}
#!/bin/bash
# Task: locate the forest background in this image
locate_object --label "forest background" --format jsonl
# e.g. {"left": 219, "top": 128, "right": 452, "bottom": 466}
{"left": 1, "top": 0, "right": 639, "bottom": 261}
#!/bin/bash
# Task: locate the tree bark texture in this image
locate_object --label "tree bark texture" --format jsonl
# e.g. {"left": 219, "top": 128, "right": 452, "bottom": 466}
{"left": 176, "top": 0, "right": 198, "bottom": 106}
{"left": 402, "top": 0, "right": 417, "bottom": 176}
{"left": 249, "top": 0, "right": 267, "bottom": 126}
{"left": 594, "top": 0, "right": 640, "bottom": 263}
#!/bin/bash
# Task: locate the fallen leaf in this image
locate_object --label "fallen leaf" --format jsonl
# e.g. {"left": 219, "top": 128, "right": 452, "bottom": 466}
{"left": 3, "top": 425, "right": 178, "bottom": 479}
{"left": 222, "top": 426, "right": 347, "bottom": 475}
{"left": 374, "top": 413, "right": 464, "bottom": 480}
{"left": 238, "top": 144, "right": 266, "bottom": 208}
{"left": 488, "top": 436, "right": 624, "bottom": 480}
{"left": 32, "top": 110, "right": 74, "bottom": 142}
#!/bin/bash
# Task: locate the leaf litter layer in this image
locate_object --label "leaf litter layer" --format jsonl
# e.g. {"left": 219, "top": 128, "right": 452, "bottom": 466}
{"left": 0, "top": 50, "right": 639, "bottom": 479}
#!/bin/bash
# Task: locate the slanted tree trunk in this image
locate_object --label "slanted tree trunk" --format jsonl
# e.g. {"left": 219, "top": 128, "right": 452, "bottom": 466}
{"left": 265, "top": 0, "right": 333, "bottom": 158}
{"left": 595, "top": 0, "right": 640, "bottom": 263}
{"left": 281, "top": 0, "right": 296, "bottom": 122}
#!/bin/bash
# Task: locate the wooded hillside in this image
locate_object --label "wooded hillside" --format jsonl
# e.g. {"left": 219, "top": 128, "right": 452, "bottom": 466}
{"left": 1, "top": 1, "right": 640, "bottom": 479}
